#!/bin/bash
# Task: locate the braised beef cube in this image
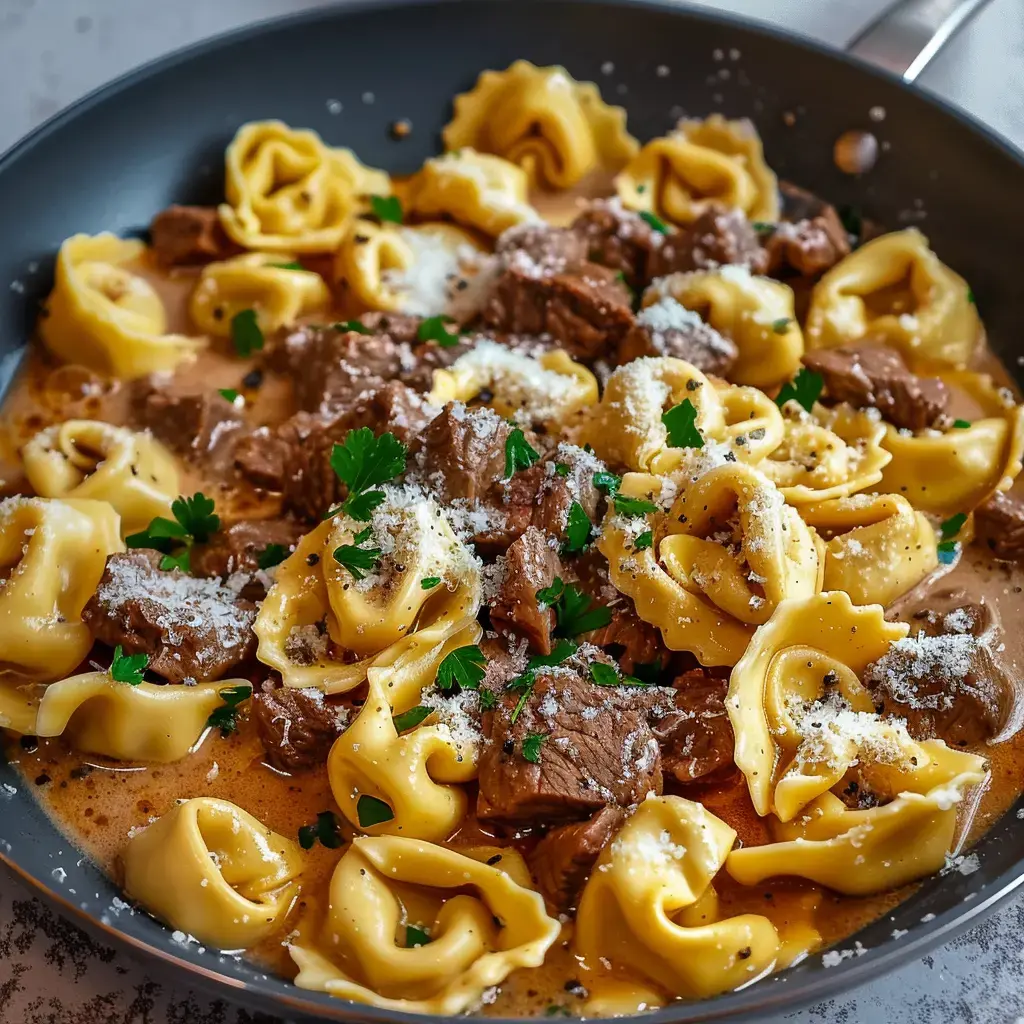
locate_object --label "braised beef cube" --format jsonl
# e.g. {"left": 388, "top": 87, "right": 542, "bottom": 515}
{"left": 870, "top": 586, "right": 1014, "bottom": 745}
{"left": 477, "top": 668, "right": 666, "bottom": 825}
{"left": 651, "top": 204, "right": 768, "bottom": 277}
{"left": 82, "top": 550, "right": 257, "bottom": 683}
{"left": 490, "top": 527, "right": 562, "bottom": 655}
{"left": 802, "top": 345, "right": 949, "bottom": 431}
{"left": 149, "top": 205, "right": 238, "bottom": 266}
{"left": 529, "top": 805, "right": 626, "bottom": 912}
{"left": 765, "top": 210, "right": 850, "bottom": 279}
{"left": 253, "top": 677, "right": 349, "bottom": 773}
{"left": 190, "top": 518, "right": 306, "bottom": 581}
{"left": 652, "top": 668, "right": 735, "bottom": 784}
{"left": 277, "top": 412, "right": 349, "bottom": 521}
{"left": 570, "top": 201, "right": 665, "bottom": 289}
{"left": 974, "top": 490, "right": 1024, "bottom": 560}
{"left": 234, "top": 427, "right": 290, "bottom": 490}
{"left": 136, "top": 388, "right": 244, "bottom": 457}
{"left": 331, "top": 381, "right": 439, "bottom": 444}
{"left": 496, "top": 223, "right": 588, "bottom": 271}
{"left": 618, "top": 300, "right": 738, "bottom": 376}
{"left": 588, "top": 606, "right": 668, "bottom": 677}
{"left": 532, "top": 453, "right": 602, "bottom": 542}
{"left": 357, "top": 311, "right": 423, "bottom": 344}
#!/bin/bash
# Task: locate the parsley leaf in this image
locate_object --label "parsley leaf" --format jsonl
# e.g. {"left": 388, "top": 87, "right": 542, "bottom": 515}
{"left": 593, "top": 471, "right": 622, "bottom": 496}
{"left": 340, "top": 489, "right": 387, "bottom": 522}
{"left": 537, "top": 578, "right": 612, "bottom": 638}
{"left": 417, "top": 315, "right": 460, "bottom": 347}
{"left": 522, "top": 733, "right": 546, "bottom": 763}
{"left": 406, "top": 924, "right": 432, "bottom": 948}
{"left": 614, "top": 494, "right": 658, "bottom": 518}
{"left": 639, "top": 210, "right": 669, "bottom": 234}
{"left": 967, "top": 288, "right": 976, "bottom": 305}
{"left": 662, "top": 398, "right": 703, "bottom": 448}
{"left": 109, "top": 645, "right": 148, "bottom": 686}
{"left": 393, "top": 705, "right": 433, "bottom": 732}
{"left": 952, "top": 419, "right": 971, "bottom": 429}
{"left": 257, "top": 543, "right": 288, "bottom": 570}
{"left": 356, "top": 794, "right": 394, "bottom": 828}
{"left": 436, "top": 645, "right": 487, "bottom": 692}
{"left": 937, "top": 540, "right": 958, "bottom": 564}
{"left": 751, "top": 221, "right": 776, "bottom": 235}
{"left": 159, "top": 549, "right": 192, "bottom": 573}
{"left": 479, "top": 688, "right": 498, "bottom": 711}
{"left": 775, "top": 367, "right": 824, "bottom": 413}
{"left": 421, "top": 576, "right": 442, "bottom": 590}
{"left": 504, "top": 428, "right": 540, "bottom": 479}
{"left": 590, "top": 661, "right": 648, "bottom": 688}
{"left": 270, "top": 260, "right": 304, "bottom": 271}
{"left": 333, "top": 541, "right": 382, "bottom": 581}
{"left": 554, "top": 462, "right": 570, "bottom": 477}
{"left": 125, "top": 492, "right": 220, "bottom": 573}
{"left": 562, "top": 501, "right": 591, "bottom": 554}
{"left": 631, "top": 658, "right": 663, "bottom": 684}
{"left": 230, "top": 308, "right": 264, "bottom": 357}
{"left": 371, "top": 194, "right": 403, "bottom": 224}
{"left": 535, "top": 578, "right": 565, "bottom": 608}
{"left": 298, "top": 810, "right": 345, "bottom": 850}
{"left": 333, "top": 320, "right": 372, "bottom": 334}
{"left": 940, "top": 513, "right": 967, "bottom": 540}
{"left": 172, "top": 493, "right": 220, "bottom": 543}
{"left": 218, "top": 388, "right": 241, "bottom": 403}
{"left": 206, "top": 684, "right": 253, "bottom": 735}
{"left": 507, "top": 640, "right": 578, "bottom": 723}
{"left": 634, "top": 529, "right": 654, "bottom": 550}
{"left": 330, "top": 428, "right": 407, "bottom": 498}
{"left": 771, "top": 317, "right": 793, "bottom": 334}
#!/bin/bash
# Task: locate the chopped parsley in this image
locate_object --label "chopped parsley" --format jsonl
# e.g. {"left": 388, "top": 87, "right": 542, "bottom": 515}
{"left": 504, "top": 428, "right": 540, "bottom": 479}
{"left": 554, "top": 462, "right": 570, "bottom": 477}
{"left": 207, "top": 683, "right": 253, "bottom": 735}
{"left": 333, "top": 320, "right": 372, "bottom": 334}
{"left": 590, "top": 661, "right": 648, "bottom": 688}
{"left": 613, "top": 494, "right": 659, "bottom": 518}
{"left": 269, "top": 260, "right": 304, "bottom": 271}
{"left": 771, "top": 317, "right": 793, "bottom": 334}
{"left": 662, "top": 398, "right": 703, "bottom": 448}
{"left": 406, "top": 924, "right": 432, "bottom": 947}
{"left": 940, "top": 512, "right": 967, "bottom": 540}
{"left": 507, "top": 639, "right": 578, "bottom": 723}
{"left": 218, "top": 388, "right": 241, "bottom": 403}
{"left": 751, "top": 221, "right": 776, "bottom": 235}
{"left": 256, "top": 543, "right": 289, "bottom": 570}
{"left": 333, "top": 535, "right": 382, "bottom": 581}
{"left": 634, "top": 529, "right": 654, "bottom": 550}
{"left": 298, "top": 810, "right": 345, "bottom": 850}
{"left": 639, "top": 210, "right": 669, "bottom": 234}
{"left": 952, "top": 419, "right": 971, "bottom": 430}
{"left": 593, "top": 471, "right": 622, "bottom": 495}
{"left": 371, "top": 194, "right": 403, "bottom": 224}
{"left": 436, "top": 644, "right": 487, "bottom": 692}
{"left": 109, "top": 645, "right": 148, "bottom": 686}
{"left": 967, "top": 288, "right": 976, "bottom": 305}
{"left": 631, "top": 658, "right": 664, "bottom": 684}
{"left": 479, "top": 688, "right": 498, "bottom": 711}
{"left": 230, "top": 308, "right": 264, "bottom": 357}
{"left": 125, "top": 492, "right": 220, "bottom": 573}
{"left": 417, "top": 314, "right": 460, "bottom": 347}
{"left": 937, "top": 540, "right": 958, "bottom": 564}
{"left": 393, "top": 705, "right": 433, "bottom": 733}
{"left": 421, "top": 576, "right": 442, "bottom": 590}
{"left": 775, "top": 367, "right": 824, "bottom": 413}
{"left": 562, "top": 501, "right": 591, "bottom": 554}
{"left": 521, "top": 733, "right": 546, "bottom": 764}
{"left": 536, "top": 578, "right": 612, "bottom": 638}
{"left": 356, "top": 794, "right": 395, "bottom": 828}
{"left": 327, "top": 428, "right": 407, "bottom": 520}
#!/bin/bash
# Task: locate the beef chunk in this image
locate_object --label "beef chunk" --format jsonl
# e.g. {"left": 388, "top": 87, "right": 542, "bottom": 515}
{"left": 765, "top": 181, "right": 852, "bottom": 279}
{"left": 618, "top": 299, "right": 738, "bottom": 376}
{"left": 652, "top": 668, "right": 735, "bottom": 784}
{"left": 149, "top": 205, "right": 238, "bottom": 266}
{"left": 490, "top": 527, "right": 562, "bottom": 655}
{"left": 190, "top": 518, "right": 306, "bottom": 581}
{"left": 529, "top": 806, "right": 626, "bottom": 912}
{"left": 477, "top": 662, "right": 668, "bottom": 825}
{"left": 656, "top": 204, "right": 768, "bottom": 276}
{"left": 495, "top": 223, "right": 589, "bottom": 270}
{"left": 974, "top": 490, "right": 1024, "bottom": 560}
{"left": 532, "top": 461, "right": 601, "bottom": 541}
{"left": 869, "top": 586, "right": 1014, "bottom": 745}
{"left": 234, "top": 427, "right": 290, "bottom": 491}
{"left": 328, "top": 380, "right": 439, "bottom": 444}
{"left": 571, "top": 201, "right": 666, "bottom": 290}
{"left": 82, "top": 550, "right": 256, "bottom": 683}
{"left": 252, "top": 677, "right": 348, "bottom": 773}
{"left": 135, "top": 387, "right": 244, "bottom": 457}
{"left": 802, "top": 345, "right": 949, "bottom": 431}
{"left": 356, "top": 311, "right": 423, "bottom": 344}
{"left": 588, "top": 606, "right": 667, "bottom": 677}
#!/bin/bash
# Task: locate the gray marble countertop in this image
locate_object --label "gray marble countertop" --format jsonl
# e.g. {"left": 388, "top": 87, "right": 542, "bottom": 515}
{"left": 3, "top": 1, "right": 1024, "bottom": 1022}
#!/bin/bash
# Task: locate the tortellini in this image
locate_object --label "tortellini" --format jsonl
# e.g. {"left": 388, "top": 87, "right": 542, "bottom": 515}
{"left": 0, "top": 497, "right": 122, "bottom": 680}
{"left": 800, "top": 493, "right": 937, "bottom": 606}
{"left": 254, "top": 491, "right": 481, "bottom": 692}
{"left": 582, "top": 356, "right": 784, "bottom": 474}
{"left": 646, "top": 268, "right": 803, "bottom": 389}
{"left": 290, "top": 836, "right": 560, "bottom": 1013}
{"left": 429, "top": 342, "right": 598, "bottom": 429}
{"left": 21, "top": 419, "right": 178, "bottom": 537}
{"left": 123, "top": 798, "right": 303, "bottom": 948}
{"left": 39, "top": 233, "right": 202, "bottom": 378}
{"left": 404, "top": 149, "right": 539, "bottom": 237}
{"left": 334, "top": 221, "right": 490, "bottom": 318}
{"left": 727, "top": 743, "right": 988, "bottom": 895}
{"left": 600, "top": 463, "right": 821, "bottom": 666}
{"left": 218, "top": 120, "right": 390, "bottom": 253}
{"left": 726, "top": 591, "right": 913, "bottom": 821}
{"left": 443, "top": 60, "right": 638, "bottom": 189}
{"left": 805, "top": 229, "right": 981, "bottom": 369}
{"left": 615, "top": 114, "right": 779, "bottom": 225}
{"left": 575, "top": 796, "right": 781, "bottom": 1002}
{"left": 189, "top": 252, "right": 330, "bottom": 336}
{"left": 762, "top": 402, "right": 891, "bottom": 504}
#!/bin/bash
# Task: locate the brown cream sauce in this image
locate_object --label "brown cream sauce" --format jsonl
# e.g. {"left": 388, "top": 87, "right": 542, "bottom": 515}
{"left": 2, "top": 231, "right": 1024, "bottom": 1017}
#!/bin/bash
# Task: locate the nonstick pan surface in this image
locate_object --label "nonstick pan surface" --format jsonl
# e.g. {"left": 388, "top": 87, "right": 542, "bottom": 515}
{"left": 2, "top": 1, "right": 1024, "bottom": 1020}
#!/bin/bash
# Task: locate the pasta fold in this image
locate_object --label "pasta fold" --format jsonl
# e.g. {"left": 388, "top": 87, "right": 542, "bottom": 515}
{"left": 290, "top": 836, "right": 560, "bottom": 1013}
{"left": 123, "top": 798, "right": 303, "bottom": 949}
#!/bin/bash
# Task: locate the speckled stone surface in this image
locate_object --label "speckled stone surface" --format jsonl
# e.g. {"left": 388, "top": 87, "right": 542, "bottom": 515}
{"left": 3, "top": 1, "right": 1024, "bottom": 1022}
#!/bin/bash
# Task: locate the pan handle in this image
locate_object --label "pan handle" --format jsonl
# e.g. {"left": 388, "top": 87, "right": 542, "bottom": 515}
{"left": 846, "top": 0, "right": 993, "bottom": 82}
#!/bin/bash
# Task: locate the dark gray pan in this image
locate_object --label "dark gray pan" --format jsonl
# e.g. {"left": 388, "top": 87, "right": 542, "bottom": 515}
{"left": 1, "top": 1, "right": 1023, "bottom": 1020}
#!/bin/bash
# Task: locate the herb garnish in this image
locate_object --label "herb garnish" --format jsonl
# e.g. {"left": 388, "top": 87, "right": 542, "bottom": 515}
{"left": 327, "top": 427, "right": 407, "bottom": 520}
{"left": 109, "top": 645, "right": 148, "bottom": 686}
{"left": 479, "top": 689, "right": 498, "bottom": 711}
{"left": 230, "top": 308, "right": 264, "bottom": 357}
{"left": 771, "top": 317, "right": 793, "bottom": 334}
{"left": 269, "top": 260, "right": 304, "bottom": 271}
{"left": 952, "top": 419, "right": 971, "bottom": 429}
{"left": 554, "top": 462, "right": 570, "bottom": 477}
{"left": 218, "top": 388, "right": 241, "bottom": 404}
{"left": 257, "top": 543, "right": 289, "bottom": 570}
{"left": 590, "top": 662, "right": 648, "bottom": 688}
{"left": 775, "top": 367, "right": 824, "bottom": 413}
{"left": 334, "top": 320, "right": 372, "bottom": 334}
{"left": 536, "top": 578, "right": 612, "bottom": 637}
{"left": 937, "top": 512, "right": 967, "bottom": 564}
{"left": 504, "top": 428, "right": 540, "bottom": 479}
{"left": 639, "top": 210, "right": 670, "bottom": 234}
{"left": 333, "top": 531, "right": 382, "bottom": 581}
{"left": 562, "top": 501, "right": 591, "bottom": 554}
{"left": 417, "top": 315, "right": 460, "bottom": 347}
{"left": 406, "top": 924, "right": 432, "bottom": 947}
{"left": 298, "top": 810, "right": 345, "bottom": 850}
{"left": 421, "top": 576, "right": 442, "bottom": 590}
{"left": 634, "top": 529, "right": 654, "bottom": 550}
{"left": 436, "top": 644, "right": 487, "bottom": 693}
{"left": 393, "top": 705, "right": 433, "bottom": 733}
{"left": 662, "top": 398, "right": 704, "bottom": 449}
{"left": 592, "top": 470, "right": 657, "bottom": 518}
{"left": 521, "top": 733, "right": 546, "bottom": 764}
{"left": 126, "top": 492, "right": 220, "bottom": 573}
{"left": 356, "top": 794, "right": 395, "bottom": 828}
{"left": 371, "top": 194, "right": 403, "bottom": 224}
{"left": 207, "top": 684, "right": 253, "bottom": 735}
{"left": 507, "top": 639, "right": 579, "bottom": 723}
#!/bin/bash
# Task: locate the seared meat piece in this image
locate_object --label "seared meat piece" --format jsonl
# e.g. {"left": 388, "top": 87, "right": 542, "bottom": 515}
{"left": 477, "top": 660, "right": 670, "bottom": 826}
{"left": 655, "top": 204, "right": 768, "bottom": 276}
{"left": 532, "top": 450, "right": 602, "bottom": 542}
{"left": 765, "top": 181, "right": 852, "bottom": 278}
{"left": 490, "top": 527, "right": 562, "bottom": 655}
{"left": 252, "top": 677, "right": 349, "bottom": 773}
{"left": 329, "top": 380, "right": 439, "bottom": 444}
{"left": 652, "top": 668, "right": 735, "bottom": 784}
{"left": 570, "top": 200, "right": 667, "bottom": 290}
{"left": 82, "top": 550, "right": 256, "bottom": 683}
{"left": 528, "top": 806, "right": 626, "bottom": 912}
{"left": 495, "top": 223, "right": 589, "bottom": 270}
{"left": 135, "top": 387, "right": 244, "bottom": 457}
{"left": 190, "top": 518, "right": 306, "bottom": 580}
{"left": 870, "top": 586, "right": 1015, "bottom": 746}
{"left": 356, "top": 311, "right": 424, "bottom": 344}
{"left": 802, "top": 345, "right": 949, "bottom": 431}
{"left": 618, "top": 297, "right": 738, "bottom": 376}
{"left": 234, "top": 427, "right": 290, "bottom": 491}
{"left": 974, "top": 489, "right": 1024, "bottom": 560}
{"left": 149, "top": 205, "right": 238, "bottom": 266}
{"left": 588, "top": 605, "right": 667, "bottom": 678}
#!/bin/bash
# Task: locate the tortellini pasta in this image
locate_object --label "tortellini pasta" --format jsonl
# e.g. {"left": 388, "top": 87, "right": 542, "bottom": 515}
{"left": 123, "top": 798, "right": 303, "bottom": 948}
{"left": 805, "top": 229, "right": 981, "bottom": 369}
{"left": 0, "top": 497, "right": 122, "bottom": 680}
{"left": 291, "top": 836, "right": 559, "bottom": 1013}
{"left": 800, "top": 493, "right": 937, "bottom": 606}
{"left": 218, "top": 120, "right": 390, "bottom": 253}
{"left": 615, "top": 114, "right": 779, "bottom": 225}
{"left": 429, "top": 341, "right": 598, "bottom": 429}
{"left": 189, "top": 252, "right": 330, "bottom": 336}
{"left": 443, "top": 61, "right": 638, "bottom": 189}
{"left": 575, "top": 796, "right": 781, "bottom": 1002}
{"left": 762, "top": 402, "right": 891, "bottom": 504}
{"left": 404, "top": 149, "right": 539, "bottom": 237}
{"left": 646, "top": 268, "right": 803, "bottom": 389}
{"left": 254, "top": 491, "right": 481, "bottom": 692}
{"left": 39, "top": 233, "right": 202, "bottom": 378}
{"left": 582, "top": 356, "right": 784, "bottom": 474}
{"left": 21, "top": 419, "right": 178, "bottom": 537}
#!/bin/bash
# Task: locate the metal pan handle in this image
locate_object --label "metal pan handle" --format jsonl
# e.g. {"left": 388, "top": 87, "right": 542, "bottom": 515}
{"left": 847, "top": 0, "right": 993, "bottom": 82}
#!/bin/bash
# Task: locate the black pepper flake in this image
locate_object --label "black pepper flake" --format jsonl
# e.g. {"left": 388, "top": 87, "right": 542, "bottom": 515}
{"left": 242, "top": 368, "right": 264, "bottom": 389}
{"left": 685, "top": 378, "right": 701, "bottom": 391}
{"left": 354, "top": 234, "right": 370, "bottom": 244}
{"left": 724, "top": 451, "right": 737, "bottom": 462}
{"left": 749, "top": 428, "right": 766, "bottom": 440}
{"left": 19, "top": 735, "right": 38, "bottom": 753}
{"left": 502, "top": 738, "right": 515, "bottom": 755}
{"left": 306, "top": 553, "right": 320, "bottom": 566}
{"left": 737, "top": 946, "right": 752, "bottom": 960}
{"left": 34, "top": 773, "right": 51, "bottom": 786}
{"left": 487, "top": 854, "right": 503, "bottom": 865}
{"left": 70, "top": 764, "right": 94, "bottom": 780}
{"left": 822, "top": 671, "right": 838, "bottom": 686}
